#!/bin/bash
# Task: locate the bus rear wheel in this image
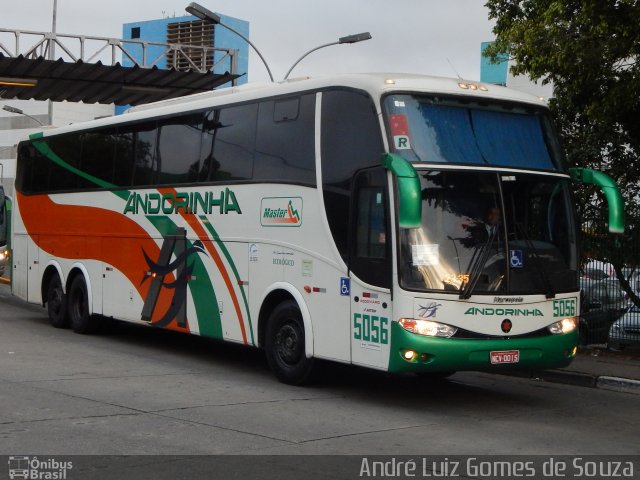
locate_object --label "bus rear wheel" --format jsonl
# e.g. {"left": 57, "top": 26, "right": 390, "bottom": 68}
{"left": 68, "top": 275, "right": 97, "bottom": 334}
{"left": 265, "top": 300, "right": 314, "bottom": 385}
{"left": 46, "top": 274, "right": 68, "bottom": 328}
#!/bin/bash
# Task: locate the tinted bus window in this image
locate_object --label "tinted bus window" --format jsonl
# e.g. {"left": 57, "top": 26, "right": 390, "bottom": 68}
{"left": 16, "top": 142, "right": 45, "bottom": 194}
{"left": 126, "top": 122, "right": 158, "bottom": 187}
{"left": 157, "top": 113, "right": 204, "bottom": 185}
{"left": 254, "top": 94, "right": 316, "bottom": 185}
{"left": 200, "top": 104, "right": 257, "bottom": 182}
{"left": 114, "top": 129, "right": 135, "bottom": 187}
{"left": 321, "top": 89, "right": 383, "bottom": 259}
{"left": 47, "top": 134, "right": 83, "bottom": 191}
{"left": 81, "top": 129, "right": 117, "bottom": 187}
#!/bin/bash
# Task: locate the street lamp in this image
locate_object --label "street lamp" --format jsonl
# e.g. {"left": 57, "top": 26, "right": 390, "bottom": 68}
{"left": 283, "top": 32, "right": 372, "bottom": 80}
{"left": 2, "top": 105, "right": 44, "bottom": 126}
{"left": 185, "top": 2, "right": 275, "bottom": 82}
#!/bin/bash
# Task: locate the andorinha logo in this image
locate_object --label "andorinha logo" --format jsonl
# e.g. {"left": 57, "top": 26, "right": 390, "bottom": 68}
{"left": 464, "top": 307, "right": 544, "bottom": 317}
{"left": 123, "top": 188, "right": 241, "bottom": 215}
{"left": 261, "top": 197, "right": 302, "bottom": 227}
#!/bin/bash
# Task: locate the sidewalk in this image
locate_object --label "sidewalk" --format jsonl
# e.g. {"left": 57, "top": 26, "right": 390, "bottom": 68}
{"left": 511, "top": 346, "right": 640, "bottom": 394}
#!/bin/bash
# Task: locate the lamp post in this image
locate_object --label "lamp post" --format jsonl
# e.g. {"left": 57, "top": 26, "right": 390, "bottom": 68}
{"left": 185, "top": 2, "right": 275, "bottom": 82}
{"left": 283, "top": 32, "right": 372, "bottom": 81}
{"left": 2, "top": 105, "right": 45, "bottom": 126}
{"left": 48, "top": 0, "right": 58, "bottom": 126}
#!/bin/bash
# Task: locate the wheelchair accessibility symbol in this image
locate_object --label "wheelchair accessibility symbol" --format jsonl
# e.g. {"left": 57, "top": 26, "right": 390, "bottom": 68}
{"left": 510, "top": 249, "right": 524, "bottom": 268}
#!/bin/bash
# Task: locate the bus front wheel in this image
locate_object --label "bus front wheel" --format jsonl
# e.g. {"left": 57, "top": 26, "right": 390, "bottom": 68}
{"left": 265, "top": 300, "right": 314, "bottom": 385}
{"left": 68, "top": 275, "right": 97, "bottom": 334}
{"left": 46, "top": 274, "right": 68, "bottom": 329}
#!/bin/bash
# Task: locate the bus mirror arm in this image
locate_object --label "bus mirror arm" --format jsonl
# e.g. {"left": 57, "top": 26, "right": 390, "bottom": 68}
{"left": 382, "top": 153, "right": 421, "bottom": 229}
{"left": 569, "top": 167, "right": 624, "bottom": 235}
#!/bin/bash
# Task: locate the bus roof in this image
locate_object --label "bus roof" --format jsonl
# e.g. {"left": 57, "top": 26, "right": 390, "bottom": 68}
{"left": 31, "top": 73, "right": 549, "bottom": 139}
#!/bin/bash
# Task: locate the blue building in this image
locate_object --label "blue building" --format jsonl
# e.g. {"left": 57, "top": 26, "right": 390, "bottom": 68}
{"left": 480, "top": 41, "right": 508, "bottom": 86}
{"left": 122, "top": 13, "right": 249, "bottom": 84}
{"left": 480, "top": 41, "right": 553, "bottom": 99}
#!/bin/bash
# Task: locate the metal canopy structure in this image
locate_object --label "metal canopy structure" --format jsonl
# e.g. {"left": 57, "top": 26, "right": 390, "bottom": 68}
{"left": 0, "top": 54, "right": 240, "bottom": 106}
{"left": 0, "top": 28, "right": 242, "bottom": 105}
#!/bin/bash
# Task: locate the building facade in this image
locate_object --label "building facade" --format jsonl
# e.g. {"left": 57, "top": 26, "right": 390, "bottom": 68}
{"left": 122, "top": 14, "right": 249, "bottom": 85}
{"left": 480, "top": 41, "right": 553, "bottom": 100}
{"left": 1, "top": 12, "right": 249, "bottom": 196}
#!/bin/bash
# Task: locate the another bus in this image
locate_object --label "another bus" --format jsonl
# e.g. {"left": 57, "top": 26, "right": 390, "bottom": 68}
{"left": 10, "top": 74, "right": 624, "bottom": 384}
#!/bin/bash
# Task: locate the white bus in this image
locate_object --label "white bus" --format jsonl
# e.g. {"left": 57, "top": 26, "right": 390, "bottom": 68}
{"left": 10, "top": 74, "right": 624, "bottom": 384}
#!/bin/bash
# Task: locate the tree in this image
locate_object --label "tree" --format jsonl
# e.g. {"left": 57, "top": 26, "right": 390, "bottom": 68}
{"left": 484, "top": 0, "right": 640, "bottom": 303}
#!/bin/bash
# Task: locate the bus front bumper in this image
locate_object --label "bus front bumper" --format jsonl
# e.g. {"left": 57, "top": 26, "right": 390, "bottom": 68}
{"left": 388, "top": 321, "right": 578, "bottom": 373}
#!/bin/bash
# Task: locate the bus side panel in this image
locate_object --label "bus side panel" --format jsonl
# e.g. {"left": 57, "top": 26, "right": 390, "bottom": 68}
{"left": 26, "top": 234, "right": 40, "bottom": 304}
{"left": 102, "top": 249, "right": 145, "bottom": 324}
{"left": 282, "top": 250, "right": 350, "bottom": 363}
{"left": 212, "top": 241, "right": 251, "bottom": 344}
{"left": 12, "top": 234, "right": 28, "bottom": 300}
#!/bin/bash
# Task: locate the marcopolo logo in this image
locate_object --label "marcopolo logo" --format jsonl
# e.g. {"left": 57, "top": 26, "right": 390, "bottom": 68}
{"left": 260, "top": 197, "right": 302, "bottom": 227}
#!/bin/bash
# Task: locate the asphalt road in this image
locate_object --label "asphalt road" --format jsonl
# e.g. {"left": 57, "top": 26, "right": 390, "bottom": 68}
{"left": 1, "top": 283, "right": 638, "bottom": 458}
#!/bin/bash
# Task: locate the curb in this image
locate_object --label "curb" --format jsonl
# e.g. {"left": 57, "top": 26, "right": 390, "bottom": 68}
{"left": 519, "top": 370, "right": 640, "bottom": 394}
{"left": 596, "top": 376, "right": 640, "bottom": 394}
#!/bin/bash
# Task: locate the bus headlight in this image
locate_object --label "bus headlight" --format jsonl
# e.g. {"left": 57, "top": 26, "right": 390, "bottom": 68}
{"left": 398, "top": 318, "right": 458, "bottom": 338}
{"left": 547, "top": 317, "right": 578, "bottom": 335}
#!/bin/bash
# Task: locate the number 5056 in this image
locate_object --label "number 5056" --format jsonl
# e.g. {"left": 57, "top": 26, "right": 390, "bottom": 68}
{"left": 354, "top": 314, "right": 388, "bottom": 344}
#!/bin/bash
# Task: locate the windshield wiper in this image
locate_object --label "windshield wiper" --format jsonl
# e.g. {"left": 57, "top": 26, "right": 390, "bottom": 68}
{"left": 515, "top": 223, "right": 555, "bottom": 299}
{"left": 459, "top": 227, "right": 498, "bottom": 299}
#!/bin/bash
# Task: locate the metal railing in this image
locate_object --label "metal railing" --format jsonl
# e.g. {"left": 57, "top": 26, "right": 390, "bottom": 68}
{"left": 0, "top": 28, "right": 238, "bottom": 75}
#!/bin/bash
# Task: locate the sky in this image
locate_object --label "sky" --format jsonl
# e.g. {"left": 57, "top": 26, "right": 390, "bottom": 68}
{"left": 1, "top": 0, "right": 496, "bottom": 83}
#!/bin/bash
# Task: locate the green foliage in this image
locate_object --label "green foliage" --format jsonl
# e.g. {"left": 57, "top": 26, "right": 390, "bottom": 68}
{"left": 485, "top": 0, "right": 640, "bottom": 261}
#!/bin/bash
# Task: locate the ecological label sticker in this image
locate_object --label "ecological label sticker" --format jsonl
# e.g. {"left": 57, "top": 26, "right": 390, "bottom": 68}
{"left": 302, "top": 259, "right": 313, "bottom": 277}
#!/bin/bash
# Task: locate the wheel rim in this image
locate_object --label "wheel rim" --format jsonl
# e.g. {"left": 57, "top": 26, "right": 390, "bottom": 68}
{"left": 275, "top": 322, "right": 302, "bottom": 366}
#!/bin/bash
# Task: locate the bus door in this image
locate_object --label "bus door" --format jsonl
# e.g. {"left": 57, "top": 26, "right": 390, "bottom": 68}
{"left": 349, "top": 168, "right": 392, "bottom": 369}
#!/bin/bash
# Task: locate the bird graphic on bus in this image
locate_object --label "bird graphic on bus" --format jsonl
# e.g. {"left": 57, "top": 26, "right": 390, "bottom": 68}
{"left": 140, "top": 227, "right": 207, "bottom": 328}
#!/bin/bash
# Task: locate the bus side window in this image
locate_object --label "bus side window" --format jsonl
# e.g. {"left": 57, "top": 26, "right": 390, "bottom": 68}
{"left": 349, "top": 168, "right": 391, "bottom": 289}
{"left": 156, "top": 113, "right": 204, "bottom": 185}
{"left": 254, "top": 94, "right": 316, "bottom": 185}
{"left": 200, "top": 104, "right": 257, "bottom": 182}
{"left": 130, "top": 121, "right": 158, "bottom": 187}
{"left": 81, "top": 129, "right": 117, "bottom": 187}
{"left": 46, "top": 135, "right": 83, "bottom": 191}
{"left": 321, "top": 89, "right": 384, "bottom": 262}
{"left": 355, "top": 187, "right": 387, "bottom": 258}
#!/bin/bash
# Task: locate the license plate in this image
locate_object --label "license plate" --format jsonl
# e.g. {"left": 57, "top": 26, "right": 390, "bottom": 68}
{"left": 490, "top": 350, "right": 520, "bottom": 364}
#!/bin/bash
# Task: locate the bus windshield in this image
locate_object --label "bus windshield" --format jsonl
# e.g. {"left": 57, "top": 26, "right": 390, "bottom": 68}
{"left": 398, "top": 170, "right": 579, "bottom": 295}
{"left": 384, "top": 94, "right": 562, "bottom": 170}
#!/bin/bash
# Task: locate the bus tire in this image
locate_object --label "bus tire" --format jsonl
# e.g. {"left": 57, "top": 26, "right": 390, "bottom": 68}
{"left": 265, "top": 300, "right": 314, "bottom": 385}
{"left": 68, "top": 275, "right": 97, "bottom": 334}
{"left": 46, "top": 274, "right": 69, "bottom": 329}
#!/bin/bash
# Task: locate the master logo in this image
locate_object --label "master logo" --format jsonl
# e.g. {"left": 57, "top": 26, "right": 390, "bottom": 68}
{"left": 260, "top": 197, "right": 303, "bottom": 227}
